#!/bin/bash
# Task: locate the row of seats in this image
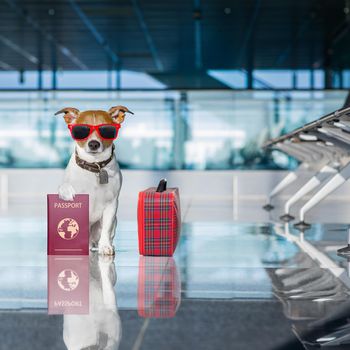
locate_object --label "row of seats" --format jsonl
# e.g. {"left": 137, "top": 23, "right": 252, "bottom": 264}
{"left": 269, "top": 251, "right": 350, "bottom": 348}
{"left": 263, "top": 106, "right": 350, "bottom": 232}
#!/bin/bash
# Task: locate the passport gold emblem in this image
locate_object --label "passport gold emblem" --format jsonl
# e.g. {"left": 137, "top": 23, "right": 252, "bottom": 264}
{"left": 57, "top": 218, "right": 80, "bottom": 240}
{"left": 57, "top": 269, "right": 80, "bottom": 291}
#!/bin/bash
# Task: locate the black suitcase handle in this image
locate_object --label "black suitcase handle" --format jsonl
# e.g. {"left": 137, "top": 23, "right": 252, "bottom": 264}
{"left": 156, "top": 179, "right": 167, "bottom": 192}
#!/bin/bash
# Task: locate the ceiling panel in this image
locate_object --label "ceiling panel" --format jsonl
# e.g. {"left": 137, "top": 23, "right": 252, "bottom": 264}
{"left": 0, "top": 0, "right": 348, "bottom": 75}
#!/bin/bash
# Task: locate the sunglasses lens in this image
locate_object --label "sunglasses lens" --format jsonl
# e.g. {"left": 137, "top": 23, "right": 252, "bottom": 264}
{"left": 99, "top": 125, "right": 117, "bottom": 139}
{"left": 71, "top": 125, "right": 90, "bottom": 140}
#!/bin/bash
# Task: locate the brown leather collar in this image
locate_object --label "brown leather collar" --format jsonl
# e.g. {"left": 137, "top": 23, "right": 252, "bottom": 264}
{"left": 75, "top": 144, "right": 115, "bottom": 173}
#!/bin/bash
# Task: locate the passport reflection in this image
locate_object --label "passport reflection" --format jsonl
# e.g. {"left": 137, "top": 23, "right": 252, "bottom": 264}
{"left": 48, "top": 254, "right": 121, "bottom": 349}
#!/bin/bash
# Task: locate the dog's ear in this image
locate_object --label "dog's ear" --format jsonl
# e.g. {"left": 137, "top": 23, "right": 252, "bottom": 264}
{"left": 55, "top": 107, "right": 80, "bottom": 124}
{"left": 108, "top": 105, "right": 134, "bottom": 124}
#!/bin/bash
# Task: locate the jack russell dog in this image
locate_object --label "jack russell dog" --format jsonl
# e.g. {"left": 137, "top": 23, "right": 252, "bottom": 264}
{"left": 63, "top": 255, "right": 121, "bottom": 349}
{"left": 56, "top": 106, "right": 133, "bottom": 255}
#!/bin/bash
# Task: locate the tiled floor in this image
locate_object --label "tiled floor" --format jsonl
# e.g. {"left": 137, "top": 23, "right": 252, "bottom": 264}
{"left": 1, "top": 198, "right": 350, "bottom": 349}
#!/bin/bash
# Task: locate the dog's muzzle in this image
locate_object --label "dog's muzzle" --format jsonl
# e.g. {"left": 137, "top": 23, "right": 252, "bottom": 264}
{"left": 88, "top": 140, "right": 101, "bottom": 151}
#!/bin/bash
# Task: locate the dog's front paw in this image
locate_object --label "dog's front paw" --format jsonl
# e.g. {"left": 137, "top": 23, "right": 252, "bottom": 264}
{"left": 99, "top": 255, "right": 117, "bottom": 285}
{"left": 58, "top": 183, "right": 76, "bottom": 201}
{"left": 98, "top": 243, "right": 115, "bottom": 256}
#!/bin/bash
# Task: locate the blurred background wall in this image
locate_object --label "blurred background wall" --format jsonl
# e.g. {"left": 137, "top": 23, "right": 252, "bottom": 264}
{"left": 0, "top": 89, "right": 347, "bottom": 171}
{"left": 1, "top": 1, "right": 350, "bottom": 171}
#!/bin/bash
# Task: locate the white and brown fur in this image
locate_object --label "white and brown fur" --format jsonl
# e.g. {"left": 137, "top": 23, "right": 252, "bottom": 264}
{"left": 56, "top": 106, "right": 133, "bottom": 255}
{"left": 63, "top": 255, "right": 121, "bottom": 349}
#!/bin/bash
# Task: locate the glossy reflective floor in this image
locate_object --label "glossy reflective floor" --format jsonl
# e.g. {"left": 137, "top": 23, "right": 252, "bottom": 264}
{"left": 2, "top": 199, "right": 350, "bottom": 349}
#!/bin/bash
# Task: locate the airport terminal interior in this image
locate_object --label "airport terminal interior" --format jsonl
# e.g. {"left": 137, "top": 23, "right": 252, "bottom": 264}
{"left": 4, "top": 0, "right": 350, "bottom": 349}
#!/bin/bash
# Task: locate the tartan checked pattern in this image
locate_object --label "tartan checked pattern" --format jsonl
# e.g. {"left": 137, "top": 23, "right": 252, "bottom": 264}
{"left": 138, "top": 256, "right": 181, "bottom": 318}
{"left": 138, "top": 187, "right": 180, "bottom": 256}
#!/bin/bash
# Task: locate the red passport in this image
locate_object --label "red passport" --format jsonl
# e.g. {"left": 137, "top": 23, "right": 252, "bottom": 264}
{"left": 48, "top": 255, "right": 89, "bottom": 314}
{"left": 47, "top": 194, "right": 89, "bottom": 255}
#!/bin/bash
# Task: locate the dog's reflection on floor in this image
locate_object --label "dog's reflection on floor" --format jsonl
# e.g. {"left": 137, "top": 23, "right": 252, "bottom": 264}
{"left": 63, "top": 254, "right": 121, "bottom": 350}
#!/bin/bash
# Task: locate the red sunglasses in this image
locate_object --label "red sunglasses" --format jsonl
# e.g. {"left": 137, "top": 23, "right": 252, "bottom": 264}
{"left": 68, "top": 123, "right": 121, "bottom": 141}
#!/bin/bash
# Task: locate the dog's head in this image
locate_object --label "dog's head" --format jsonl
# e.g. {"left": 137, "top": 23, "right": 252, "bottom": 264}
{"left": 55, "top": 106, "right": 133, "bottom": 154}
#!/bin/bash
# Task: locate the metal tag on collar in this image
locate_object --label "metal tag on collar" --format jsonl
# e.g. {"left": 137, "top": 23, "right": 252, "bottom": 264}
{"left": 95, "top": 163, "right": 109, "bottom": 184}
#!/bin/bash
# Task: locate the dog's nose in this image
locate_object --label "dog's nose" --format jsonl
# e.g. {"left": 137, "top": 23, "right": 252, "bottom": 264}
{"left": 88, "top": 140, "right": 100, "bottom": 151}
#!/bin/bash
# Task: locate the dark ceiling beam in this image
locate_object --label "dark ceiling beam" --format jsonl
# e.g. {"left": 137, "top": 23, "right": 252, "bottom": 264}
{"left": 327, "top": 0, "right": 350, "bottom": 47}
{"left": 68, "top": 0, "right": 120, "bottom": 65}
{"left": 274, "top": 17, "right": 313, "bottom": 66}
{"left": 313, "top": 17, "right": 350, "bottom": 69}
{"left": 292, "top": 2, "right": 350, "bottom": 70}
{"left": 0, "top": 34, "right": 38, "bottom": 65}
{"left": 0, "top": 59, "right": 16, "bottom": 70}
{"left": 4, "top": 0, "right": 88, "bottom": 70}
{"left": 130, "top": 0, "right": 164, "bottom": 71}
{"left": 240, "top": 68, "right": 273, "bottom": 89}
{"left": 193, "top": 0, "right": 203, "bottom": 70}
{"left": 235, "top": 0, "right": 261, "bottom": 68}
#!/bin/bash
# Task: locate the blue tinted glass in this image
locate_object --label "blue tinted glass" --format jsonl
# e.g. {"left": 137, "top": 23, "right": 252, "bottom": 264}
{"left": 0, "top": 90, "right": 346, "bottom": 170}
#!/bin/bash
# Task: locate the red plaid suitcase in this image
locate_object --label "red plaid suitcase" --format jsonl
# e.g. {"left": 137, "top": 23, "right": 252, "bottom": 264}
{"left": 137, "top": 179, "right": 181, "bottom": 256}
{"left": 137, "top": 256, "right": 181, "bottom": 318}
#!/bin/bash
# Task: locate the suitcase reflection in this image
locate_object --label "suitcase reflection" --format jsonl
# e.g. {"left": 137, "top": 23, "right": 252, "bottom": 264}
{"left": 138, "top": 256, "right": 181, "bottom": 318}
{"left": 48, "top": 255, "right": 121, "bottom": 349}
